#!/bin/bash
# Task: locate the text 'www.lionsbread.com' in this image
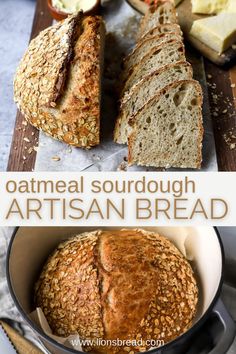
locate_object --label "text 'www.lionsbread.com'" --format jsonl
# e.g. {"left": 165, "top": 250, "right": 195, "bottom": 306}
{"left": 69, "top": 338, "right": 165, "bottom": 349}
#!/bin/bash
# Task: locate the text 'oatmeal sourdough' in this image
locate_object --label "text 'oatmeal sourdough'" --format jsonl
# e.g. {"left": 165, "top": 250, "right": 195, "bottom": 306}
{"left": 114, "top": 1, "right": 204, "bottom": 169}
{"left": 35, "top": 229, "right": 198, "bottom": 354}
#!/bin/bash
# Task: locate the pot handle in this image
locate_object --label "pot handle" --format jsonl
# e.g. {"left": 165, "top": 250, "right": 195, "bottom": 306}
{"left": 209, "top": 299, "right": 236, "bottom": 354}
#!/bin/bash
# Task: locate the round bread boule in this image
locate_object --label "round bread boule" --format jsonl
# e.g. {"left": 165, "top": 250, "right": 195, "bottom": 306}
{"left": 35, "top": 229, "right": 198, "bottom": 354}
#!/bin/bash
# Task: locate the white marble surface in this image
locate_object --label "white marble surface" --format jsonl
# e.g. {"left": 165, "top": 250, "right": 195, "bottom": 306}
{"left": 0, "top": 0, "right": 35, "bottom": 171}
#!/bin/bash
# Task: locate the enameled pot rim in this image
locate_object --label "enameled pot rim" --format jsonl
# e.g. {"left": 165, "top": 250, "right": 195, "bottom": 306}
{"left": 6, "top": 227, "right": 225, "bottom": 354}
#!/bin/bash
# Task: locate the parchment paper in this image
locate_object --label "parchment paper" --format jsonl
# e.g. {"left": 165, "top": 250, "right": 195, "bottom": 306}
{"left": 34, "top": 0, "right": 218, "bottom": 172}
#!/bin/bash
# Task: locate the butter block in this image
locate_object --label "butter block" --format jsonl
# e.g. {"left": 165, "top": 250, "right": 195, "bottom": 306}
{"left": 191, "top": 0, "right": 236, "bottom": 14}
{"left": 190, "top": 13, "right": 236, "bottom": 54}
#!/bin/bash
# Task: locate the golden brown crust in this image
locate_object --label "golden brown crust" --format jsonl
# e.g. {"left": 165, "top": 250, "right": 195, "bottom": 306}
{"left": 35, "top": 229, "right": 198, "bottom": 354}
{"left": 35, "top": 231, "right": 104, "bottom": 340}
{"left": 14, "top": 12, "right": 82, "bottom": 113}
{"left": 14, "top": 14, "right": 105, "bottom": 148}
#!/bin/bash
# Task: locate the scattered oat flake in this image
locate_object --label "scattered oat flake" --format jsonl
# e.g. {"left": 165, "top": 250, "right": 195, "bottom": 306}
{"left": 231, "top": 83, "right": 236, "bottom": 88}
{"left": 232, "top": 44, "right": 236, "bottom": 50}
{"left": 52, "top": 156, "right": 61, "bottom": 161}
{"left": 207, "top": 74, "right": 212, "bottom": 79}
{"left": 23, "top": 156, "right": 26, "bottom": 160}
{"left": 23, "top": 137, "right": 30, "bottom": 143}
{"left": 33, "top": 146, "right": 39, "bottom": 152}
{"left": 22, "top": 121, "right": 28, "bottom": 126}
{"left": 230, "top": 143, "right": 235, "bottom": 150}
{"left": 117, "top": 161, "right": 127, "bottom": 171}
{"left": 222, "top": 109, "right": 228, "bottom": 114}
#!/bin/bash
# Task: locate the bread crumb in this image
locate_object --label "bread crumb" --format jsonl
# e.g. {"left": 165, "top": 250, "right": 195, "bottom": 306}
{"left": 117, "top": 161, "right": 127, "bottom": 171}
{"left": 52, "top": 156, "right": 61, "bottom": 162}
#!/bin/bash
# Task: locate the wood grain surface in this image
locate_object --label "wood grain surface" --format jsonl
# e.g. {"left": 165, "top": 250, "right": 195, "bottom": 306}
{"left": 7, "top": 0, "right": 236, "bottom": 171}
{"left": 7, "top": 0, "right": 53, "bottom": 172}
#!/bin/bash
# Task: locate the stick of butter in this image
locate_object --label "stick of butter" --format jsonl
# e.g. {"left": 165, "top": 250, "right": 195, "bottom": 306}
{"left": 190, "top": 13, "right": 236, "bottom": 54}
{"left": 191, "top": 0, "right": 236, "bottom": 14}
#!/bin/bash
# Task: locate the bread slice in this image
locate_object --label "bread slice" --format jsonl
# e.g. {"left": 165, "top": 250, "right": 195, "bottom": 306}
{"left": 128, "top": 80, "right": 203, "bottom": 169}
{"left": 123, "top": 32, "right": 182, "bottom": 75}
{"left": 114, "top": 62, "right": 193, "bottom": 144}
{"left": 122, "top": 40, "right": 185, "bottom": 95}
{"left": 140, "top": 23, "right": 182, "bottom": 41}
{"left": 138, "top": 2, "right": 177, "bottom": 39}
{"left": 14, "top": 14, "right": 106, "bottom": 148}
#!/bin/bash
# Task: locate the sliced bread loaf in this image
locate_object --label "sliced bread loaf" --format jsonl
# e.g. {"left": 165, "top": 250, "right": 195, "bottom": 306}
{"left": 114, "top": 62, "right": 193, "bottom": 144}
{"left": 140, "top": 23, "right": 182, "bottom": 41}
{"left": 122, "top": 40, "right": 185, "bottom": 95}
{"left": 128, "top": 80, "right": 203, "bottom": 169}
{"left": 123, "top": 33, "right": 182, "bottom": 75}
{"left": 138, "top": 2, "right": 177, "bottom": 39}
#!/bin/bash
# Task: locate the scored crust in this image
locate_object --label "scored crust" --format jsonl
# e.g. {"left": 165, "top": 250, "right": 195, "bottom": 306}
{"left": 128, "top": 80, "right": 204, "bottom": 169}
{"left": 14, "top": 14, "right": 105, "bottom": 148}
{"left": 35, "top": 229, "right": 198, "bottom": 354}
{"left": 14, "top": 12, "right": 82, "bottom": 113}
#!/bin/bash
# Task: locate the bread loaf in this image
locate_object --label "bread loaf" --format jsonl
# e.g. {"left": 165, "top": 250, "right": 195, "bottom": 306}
{"left": 128, "top": 80, "right": 203, "bottom": 169}
{"left": 35, "top": 229, "right": 198, "bottom": 354}
{"left": 114, "top": 0, "right": 204, "bottom": 169}
{"left": 14, "top": 13, "right": 105, "bottom": 148}
{"left": 114, "top": 62, "right": 193, "bottom": 144}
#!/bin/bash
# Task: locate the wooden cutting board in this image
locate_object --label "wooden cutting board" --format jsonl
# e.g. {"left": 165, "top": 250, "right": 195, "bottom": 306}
{"left": 127, "top": 0, "right": 236, "bottom": 66}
